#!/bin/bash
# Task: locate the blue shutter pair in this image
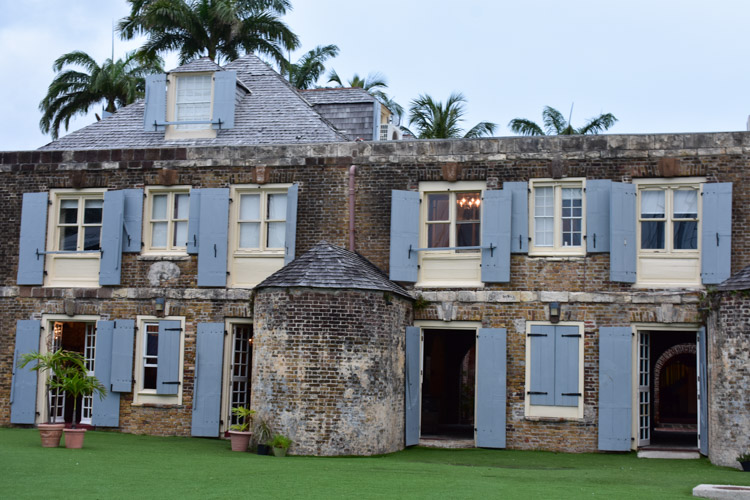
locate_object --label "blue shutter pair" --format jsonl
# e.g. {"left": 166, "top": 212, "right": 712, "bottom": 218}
{"left": 404, "top": 327, "right": 507, "bottom": 449}
{"left": 17, "top": 190, "right": 143, "bottom": 286}
{"left": 389, "top": 183, "right": 528, "bottom": 283}
{"left": 528, "top": 325, "right": 580, "bottom": 407}
{"left": 190, "top": 185, "right": 299, "bottom": 286}
{"left": 143, "top": 71, "right": 237, "bottom": 132}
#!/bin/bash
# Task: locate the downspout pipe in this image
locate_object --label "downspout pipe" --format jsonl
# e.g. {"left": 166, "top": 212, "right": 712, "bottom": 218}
{"left": 349, "top": 165, "right": 356, "bottom": 252}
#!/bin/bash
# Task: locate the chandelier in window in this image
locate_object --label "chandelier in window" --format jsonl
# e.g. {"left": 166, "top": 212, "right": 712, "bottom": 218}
{"left": 457, "top": 195, "right": 481, "bottom": 208}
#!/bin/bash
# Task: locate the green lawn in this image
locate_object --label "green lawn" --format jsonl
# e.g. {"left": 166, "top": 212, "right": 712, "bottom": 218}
{"left": 1, "top": 428, "right": 747, "bottom": 499}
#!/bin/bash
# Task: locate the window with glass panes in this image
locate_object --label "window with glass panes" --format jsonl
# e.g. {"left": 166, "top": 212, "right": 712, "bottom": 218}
{"left": 530, "top": 181, "right": 584, "bottom": 254}
{"left": 237, "top": 190, "right": 287, "bottom": 251}
{"left": 142, "top": 323, "right": 159, "bottom": 390}
{"left": 229, "top": 324, "right": 253, "bottom": 427}
{"left": 175, "top": 75, "right": 212, "bottom": 130}
{"left": 425, "top": 191, "right": 481, "bottom": 249}
{"left": 147, "top": 191, "right": 189, "bottom": 252}
{"left": 56, "top": 196, "right": 103, "bottom": 251}
{"left": 639, "top": 187, "right": 699, "bottom": 252}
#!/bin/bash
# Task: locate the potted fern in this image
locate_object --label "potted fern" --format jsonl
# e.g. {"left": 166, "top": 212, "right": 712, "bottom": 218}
{"left": 228, "top": 406, "right": 255, "bottom": 452}
{"left": 270, "top": 433, "right": 292, "bottom": 457}
{"left": 738, "top": 451, "right": 750, "bottom": 472}
{"left": 18, "top": 349, "right": 87, "bottom": 447}
{"left": 52, "top": 365, "right": 106, "bottom": 449}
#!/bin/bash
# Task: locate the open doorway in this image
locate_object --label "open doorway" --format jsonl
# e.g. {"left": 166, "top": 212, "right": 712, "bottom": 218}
{"left": 224, "top": 322, "right": 253, "bottom": 434}
{"left": 420, "top": 329, "right": 475, "bottom": 439}
{"left": 637, "top": 329, "right": 698, "bottom": 449}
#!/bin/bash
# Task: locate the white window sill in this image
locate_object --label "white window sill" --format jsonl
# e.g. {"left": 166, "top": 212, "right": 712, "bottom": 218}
{"left": 528, "top": 252, "right": 586, "bottom": 260}
{"left": 138, "top": 254, "right": 190, "bottom": 261}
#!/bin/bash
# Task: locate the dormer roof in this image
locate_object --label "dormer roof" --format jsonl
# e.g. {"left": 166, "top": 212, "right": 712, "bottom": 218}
{"left": 168, "top": 57, "right": 223, "bottom": 73}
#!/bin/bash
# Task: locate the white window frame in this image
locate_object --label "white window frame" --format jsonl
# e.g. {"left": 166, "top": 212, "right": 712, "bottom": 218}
{"left": 529, "top": 178, "right": 586, "bottom": 257}
{"left": 634, "top": 178, "right": 704, "bottom": 287}
{"left": 143, "top": 186, "right": 191, "bottom": 255}
{"left": 524, "top": 321, "right": 585, "bottom": 420}
{"left": 132, "top": 315, "right": 185, "bottom": 406}
{"left": 45, "top": 188, "right": 106, "bottom": 287}
{"left": 417, "top": 181, "right": 485, "bottom": 288}
{"left": 164, "top": 72, "right": 217, "bottom": 140}
{"left": 220, "top": 318, "right": 254, "bottom": 434}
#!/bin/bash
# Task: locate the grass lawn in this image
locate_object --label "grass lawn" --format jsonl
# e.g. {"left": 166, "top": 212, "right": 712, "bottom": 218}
{"left": 1, "top": 428, "right": 748, "bottom": 499}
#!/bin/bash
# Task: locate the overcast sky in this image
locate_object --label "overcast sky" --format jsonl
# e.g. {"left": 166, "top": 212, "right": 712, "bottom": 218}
{"left": 2, "top": 0, "right": 749, "bottom": 151}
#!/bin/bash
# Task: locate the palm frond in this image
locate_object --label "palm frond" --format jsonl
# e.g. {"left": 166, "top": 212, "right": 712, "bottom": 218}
{"left": 508, "top": 118, "right": 545, "bottom": 136}
{"left": 464, "top": 121, "right": 497, "bottom": 138}
{"left": 576, "top": 113, "right": 618, "bottom": 135}
{"left": 542, "top": 106, "right": 568, "bottom": 135}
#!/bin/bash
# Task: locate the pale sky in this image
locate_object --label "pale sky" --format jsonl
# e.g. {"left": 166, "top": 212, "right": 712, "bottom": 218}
{"left": 2, "top": 0, "right": 749, "bottom": 151}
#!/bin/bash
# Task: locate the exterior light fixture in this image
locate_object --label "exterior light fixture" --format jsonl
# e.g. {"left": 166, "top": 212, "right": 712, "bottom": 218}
{"left": 549, "top": 302, "right": 561, "bottom": 324}
{"left": 154, "top": 297, "right": 165, "bottom": 316}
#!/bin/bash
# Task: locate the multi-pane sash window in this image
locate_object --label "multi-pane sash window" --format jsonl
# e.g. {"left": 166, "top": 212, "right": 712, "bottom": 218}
{"left": 530, "top": 181, "right": 584, "bottom": 255}
{"left": 148, "top": 191, "right": 189, "bottom": 252}
{"left": 425, "top": 191, "right": 481, "bottom": 249}
{"left": 57, "top": 197, "right": 103, "bottom": 251}
{"left": 237, "top": 191, "right": 287, "bottom": 250}
{"left": 639, "top": 187, "right": 699, "bottom": 251}
{"left": 142, "top": 323, "right": 159, "bottom": 390}
{"left": 175, "top": 75, "right": 212, "bottom": 130}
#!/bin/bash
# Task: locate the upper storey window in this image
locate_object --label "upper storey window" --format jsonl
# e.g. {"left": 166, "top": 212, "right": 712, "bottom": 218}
{"left": 175, "top": 75, "right": 213, "bottom": 131}
{"left": 426, "top": 191, "right": 481, "bottom": 249}
{"left": 529, "top": 179, "right": 585, "bottom": 256}
{"left": 145, "top": 188, "right": 190, "bottom": 253}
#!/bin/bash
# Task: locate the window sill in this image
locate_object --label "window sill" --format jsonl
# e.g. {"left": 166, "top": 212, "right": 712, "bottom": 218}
{"left": 138, "top": 254, "right": 191, "bottom": 262}
{"left": 528, "top": 253, "right": 586, "bottom": 260}
{"left": 523, "top": 415, "right": 584, "bottom": 423}
{"left": 130, "top": 403, "right": 185, "bottom": 409}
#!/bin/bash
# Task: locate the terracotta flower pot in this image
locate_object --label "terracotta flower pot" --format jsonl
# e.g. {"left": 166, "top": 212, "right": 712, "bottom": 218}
{"left": 38, "top": 423, "right": 65, "bottom": 448}
{"left": 63, "top": 428, "right": 87, "bottom": 449}
{"left": 228, "top": 431, "right": 252, "bottom": 452}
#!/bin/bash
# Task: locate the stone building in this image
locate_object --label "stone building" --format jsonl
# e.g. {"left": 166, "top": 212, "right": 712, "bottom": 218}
{"left": 1, "top": 53, "right": 747, "bottom": 461}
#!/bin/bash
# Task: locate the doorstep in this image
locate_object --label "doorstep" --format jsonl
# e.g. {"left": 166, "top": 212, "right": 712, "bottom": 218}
{"left": 419, "top": 437, "right": 475, "bottom": 449}
{"left": 638, "top": 447, "right": 700, "bottom": 459}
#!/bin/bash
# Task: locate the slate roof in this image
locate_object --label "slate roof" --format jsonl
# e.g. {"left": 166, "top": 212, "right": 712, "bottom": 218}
{"left": 168, "top": 57, "right": 223, "bottom": 73}
{"left": 716, "top": 265, "right": 750, "bottom": 291}
{"left": 301, "top": 88, "right": 376, "bottom": 105}
{"left": 256, "top": 241, "right": 412, "bottom": 300}
{"left": 39, "top": 54, "right": 347, "bottom": 150}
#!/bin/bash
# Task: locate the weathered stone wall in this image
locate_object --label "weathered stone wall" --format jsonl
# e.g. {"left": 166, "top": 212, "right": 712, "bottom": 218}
{"left": 252, "top": 287, "right": 411, "bottom": 456}
{"left": 707, "top": 293, "right": 750, "bottom": 469}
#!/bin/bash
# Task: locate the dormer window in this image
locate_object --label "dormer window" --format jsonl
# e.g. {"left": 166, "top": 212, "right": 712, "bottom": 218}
{"left": 175, "top": 75, "right": 213, "bottom": 130}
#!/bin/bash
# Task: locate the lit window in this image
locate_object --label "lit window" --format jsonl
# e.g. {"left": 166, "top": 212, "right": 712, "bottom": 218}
{"left": 175, "top": 75, "right": 212, "bottom": 130}
{"left": 425, "top": 191, "right": 481, "bottom": 249}
{"left": 145, "top": 188, "right": 190, "bottom": 253}
{"left": 529, "top": 180, "right": 585, "bottom": 256}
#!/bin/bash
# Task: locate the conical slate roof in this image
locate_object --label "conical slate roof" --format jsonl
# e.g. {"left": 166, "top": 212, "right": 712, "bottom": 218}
{"left": 256, "top": 242, "right": 412, "bottom": 300}
{"left": 716, "top": 265, "right": 750, "bottom": 291}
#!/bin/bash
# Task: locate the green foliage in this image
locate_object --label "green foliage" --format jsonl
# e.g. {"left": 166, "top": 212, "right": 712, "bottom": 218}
{"left": 254, "top": 417, "right": 273, "bottom": 443}
{"left": 738, "top": 451, "right": 750, "bottom": 462}
{"left": 229, "top": 406, "right": 256, "bottom": 432}
{"left": 508, "top": 105, "right": 618, "bottom": 136}
{"left": 39, "top": 50, "right": 163, "bottom": 140}
{"left": 270, "top": 433, "right": 291, "bottom": 449}
{"left": 412, "top": 295, "right": 430, "bottom": 311}
{"left": 118, "top": 0, "right": 299, "bottom": 66}
{"left": 285, "top": 45, "right": 339, "bottom": 89}
{"left": 49, "top": 364, "right": 107, "bottom": 429}
{"left": 407, "top": 93, "right": 496, "bottom": 139}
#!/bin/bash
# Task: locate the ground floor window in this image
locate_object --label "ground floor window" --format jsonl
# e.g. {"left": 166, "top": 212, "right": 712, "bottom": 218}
{"left": 133, "top": 316, "right": 185, "bottom": 406}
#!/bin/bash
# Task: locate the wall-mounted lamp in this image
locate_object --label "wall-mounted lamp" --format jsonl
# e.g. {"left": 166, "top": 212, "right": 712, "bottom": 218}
{"left": 548, "top": 302, "right": 561, "bottom": 324}
{"left": 154, "top": 297, "right": 166, "bottom": 316}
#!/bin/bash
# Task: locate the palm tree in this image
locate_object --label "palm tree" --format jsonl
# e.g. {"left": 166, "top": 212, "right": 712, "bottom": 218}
{"left": 407, "top": 92, "right": 497, "bottom": 139}
{"left": 39, "top": 50, "right": 163, "bottom": 140}
{"left": 327, "top": 70, "right": 404, "bottom": 119}
{"left": 508, "top": 105, "right": 618, "bottom": 136}
{"left": 285, "top": 44, "right": 339, "bottom": 90}
{"left": 118, "top": 0, "right": 299, "bottom": 66}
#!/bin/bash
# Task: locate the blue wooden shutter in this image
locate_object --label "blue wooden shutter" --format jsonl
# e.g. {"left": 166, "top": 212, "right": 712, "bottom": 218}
{"left": 481, "top": 190, "right": 511, "bottom": 283}
{"left": 476, "top": 328, "right": 507, "bottom": 448}
{"left": 389, "top": 190, "right": 419, "bottom": 282}
{"left": 505, "top": 181, "right": 528, "bottom": 253}
{"left": 17, "top": 192, "right": 48, "bottom": 285}
{"left": 598, "top": 326, "right": 632, "bottom": 451}
{"left": 143, "top": 74, "right": 167, "bottom": 132}
{"left": 187, "top": 190, "right": 201, "bottom": 254}
{"left": 528, "top": 324, "right": 555, "bottom": 406}
{"left": 212, "top": 71, "right": 236, "bottom": 130}
{"left": 157, "top": 320, "right": 182, "bottom": 395}
{"left": 122, "top": 189, "right": 143, "bottom": 253}
{"left": 404, "top": 326, "right": 420, "bottom": 446}
{"left": 197, "top": 188, "right": 229, "bottom": 287}
{"left": 92, "top": 321, "right": 119, "bottom": 427}
{"left": 100, "top": 190, "right": 125, "bottom": 286}
{"left": 610, "top": 182, "right": 637, "bottom": 283}
{"left": 586, "top": 180, "right": 612, "bottom": 253}
{"left": 555, "top": 326, "right": 580, "bottom": 407}
{"left": 698, "top": 326, "right": 708, "bottom": 455}
{"left": 701, "top": 182, "right": 732, "bottom": 285}
{"left": 111, "top": 320, "right": 135, "bottom": 392}
{"left": 191, "top": 323, "right": 225, "bottom": 437}
{"left": 284, "top": 184, "right": 299, "bottom": 266}
{"left": 10, "top": 320, "right": 41, "bottom": 424}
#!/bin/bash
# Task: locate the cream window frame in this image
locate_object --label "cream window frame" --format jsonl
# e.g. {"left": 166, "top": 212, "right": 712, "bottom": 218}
{"left": 529, "top": 179, "right": 586, "bottom": 257}
{"left": 220, "top": 318, "right": 254, "bottom": 434}
{"left": 132, "top": 315, "right": 185, "bottom": 406}
{"left": 45, "top": 188, "right": 106, "bottom": 288}
{"left": 164, "top": 72, "right": 217, "bottom": 140}
{"left": 143, "top": 186, "right": 191, "bottom": 255}
{"left": 524, "top": 321, "right": 585, "bottom": 420}
{"left": 417, "top": 181, "right": 485, "bottom": 288}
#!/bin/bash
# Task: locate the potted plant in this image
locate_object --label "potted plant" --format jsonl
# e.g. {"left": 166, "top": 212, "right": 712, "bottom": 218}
{"left": 18, "top": 349, "right": 87, "bottom": 447}
{"left": 270, "top": 433, "right": 292, "bottom": 457}
{"left": 738, "top": 451, "right": 750, "bottom": 472}
{"left": 51, "top": 365, "right": 106, "bottom": 449}
{"left": 228, "top": 406, "right": 255, "bottom": 452}
{"left": 254, "top": 418, "right": 273, "bottom": 456}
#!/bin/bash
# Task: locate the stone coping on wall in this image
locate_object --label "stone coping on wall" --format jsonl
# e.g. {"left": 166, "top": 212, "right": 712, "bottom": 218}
{"left": 2, "top": 132, "right": 749, "bottom": 171}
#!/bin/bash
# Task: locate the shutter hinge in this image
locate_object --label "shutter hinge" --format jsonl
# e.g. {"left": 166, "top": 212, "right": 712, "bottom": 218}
{"left": 224, "top": 330, "right": 228, "bottom": 336}
{"left": 561, "top": 334, "right": 582, "bottom": 338}
{"left": 527, "top": 391, "right": 548, "bottom": 395}
{"left": 164, "top": 328, "right": 183, "bottom": 332}
{"left": 162, "top": 381, "right": 181, "bottom": 385}
{"left": 527, "top": 333, "right": 547, "bottom": 337}
{"left": 561, "top": 392, "right": 582, "bottom": 397}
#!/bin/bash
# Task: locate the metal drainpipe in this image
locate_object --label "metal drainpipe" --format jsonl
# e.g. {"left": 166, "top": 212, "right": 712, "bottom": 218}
{"left": 349, "top": 165, "right": 357, "bottom": 252}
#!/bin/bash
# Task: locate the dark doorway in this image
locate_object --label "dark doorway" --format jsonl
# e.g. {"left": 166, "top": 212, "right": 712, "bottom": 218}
{"left": 421, "top": 329, "right": 475, "bottom": 439}
{"left": 649, "top": 331, "right": 697, "bottom": 447}
{"left": 50, "top": 321, "right": 96, "bottom": 426}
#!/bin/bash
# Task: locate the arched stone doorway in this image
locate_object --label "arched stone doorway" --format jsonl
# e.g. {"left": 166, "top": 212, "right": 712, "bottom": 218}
{"left": 654, "top": 343, "right": 697, "bottom": 427}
